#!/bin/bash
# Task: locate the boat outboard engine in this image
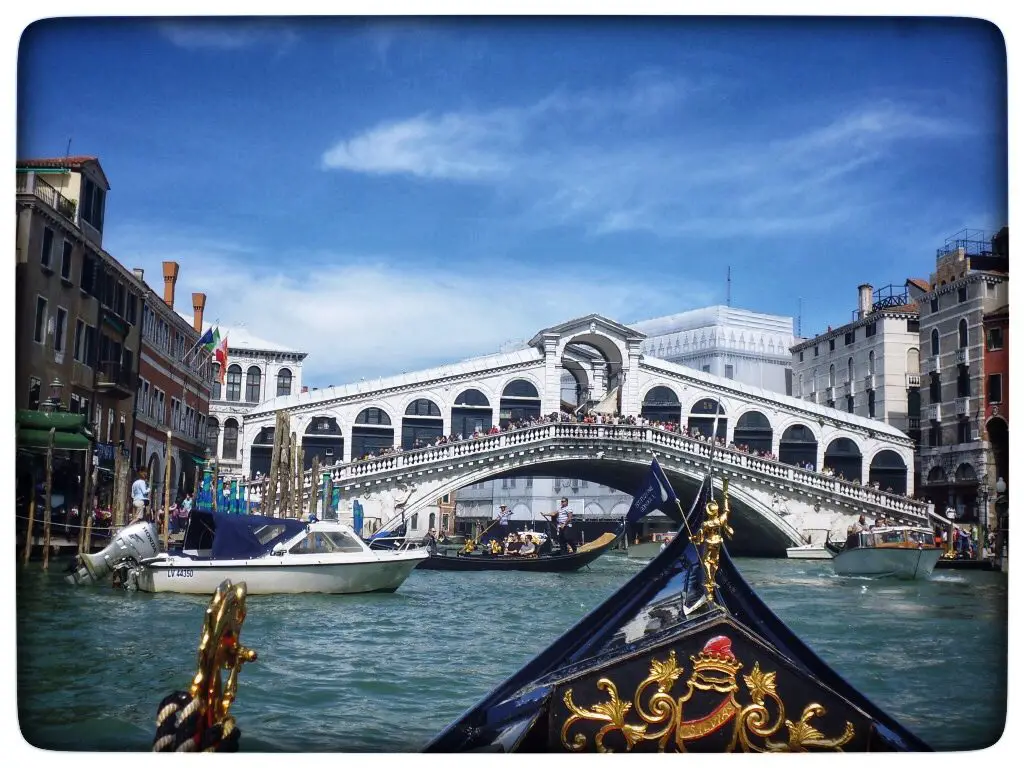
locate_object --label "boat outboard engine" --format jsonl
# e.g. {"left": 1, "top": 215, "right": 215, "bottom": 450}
{"left": 66, "top": 521, "right": 161, "bottom": 586}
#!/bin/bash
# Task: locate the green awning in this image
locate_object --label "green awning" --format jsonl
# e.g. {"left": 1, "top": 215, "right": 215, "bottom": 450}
{"left": 17, "top": 428, "right": 91, "bottom": 451}
{"left": 17, "top": 410, "right": 87, "bottom": 430}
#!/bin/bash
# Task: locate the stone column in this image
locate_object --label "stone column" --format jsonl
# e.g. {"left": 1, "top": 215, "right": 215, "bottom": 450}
{"left": 541, "top": 333, "right": 561, "bottom": 415}
{"left": 621, "top": 339, "right": 643, "bottom": 416}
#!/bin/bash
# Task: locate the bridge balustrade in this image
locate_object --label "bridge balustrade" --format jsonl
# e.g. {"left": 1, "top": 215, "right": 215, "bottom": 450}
{"left": 301, "top": 422, "right": 924, "bottom": 519}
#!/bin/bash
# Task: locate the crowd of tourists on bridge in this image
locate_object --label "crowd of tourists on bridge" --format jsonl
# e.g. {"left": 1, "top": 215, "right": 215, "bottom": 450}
{"left": 348, "top": 409, "right": 916, "bottom": 500}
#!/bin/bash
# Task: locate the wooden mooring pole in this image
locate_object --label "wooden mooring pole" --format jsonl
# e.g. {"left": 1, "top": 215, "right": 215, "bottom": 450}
{"left": 308, "top": 454, "right": 321, "bottom": 519}
{"left": 163, "top": 430, "right": 172, "bottom": 550}
{"left": 22, "top": 466, "right": 37, "bottom": 566}
{"left": 78, "top": 446, "right": 95, "bottom": 556}
{"left": 42, "top": 427, "right": 55, "bottom": 570}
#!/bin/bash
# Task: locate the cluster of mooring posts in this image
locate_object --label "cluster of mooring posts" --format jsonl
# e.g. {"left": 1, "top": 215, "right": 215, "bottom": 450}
{"left": 190, "top": 410, "right": 341, "bottom": 521}
{"left": 17, "top": 408, "right": 131, "bottom": 568}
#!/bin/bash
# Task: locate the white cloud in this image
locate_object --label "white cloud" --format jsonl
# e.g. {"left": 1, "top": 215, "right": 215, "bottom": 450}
{"left": 321, "top": 82, "right": 963, "bottom": 239}
{"left": 105, "top": 225, "right": 713, "bottom": 387}
{"left": 158, "top": 21, "right": 298, "bottom": 52}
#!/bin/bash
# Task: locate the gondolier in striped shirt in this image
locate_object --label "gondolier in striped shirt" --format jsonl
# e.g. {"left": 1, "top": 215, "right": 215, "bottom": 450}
{"left": 550, "top": 497, "right": 576, "bottom": 554}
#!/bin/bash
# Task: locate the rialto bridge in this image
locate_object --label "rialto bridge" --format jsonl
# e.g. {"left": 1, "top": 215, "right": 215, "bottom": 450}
{"left": 237, "top": 315, "right": 927, "bottom": 556}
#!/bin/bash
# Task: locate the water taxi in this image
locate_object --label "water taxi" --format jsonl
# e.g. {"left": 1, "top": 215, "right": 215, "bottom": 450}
{"left": 832, "top": 526, "right": 941, "bottom": 580}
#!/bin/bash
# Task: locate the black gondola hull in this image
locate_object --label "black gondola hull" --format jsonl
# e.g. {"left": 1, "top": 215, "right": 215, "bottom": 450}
{"left": 416, "top": 530, "right": 620, "bottom": 572}
{"left": 425, "top": 474, "right": 930, "bottom": 753}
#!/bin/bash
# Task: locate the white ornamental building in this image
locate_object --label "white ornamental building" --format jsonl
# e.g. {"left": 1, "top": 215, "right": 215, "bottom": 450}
{"left": 206, "top": 327, "right": 308, "bottom": 478}
{"left": 629, "top": 305, "right": 798, "bottom": 395}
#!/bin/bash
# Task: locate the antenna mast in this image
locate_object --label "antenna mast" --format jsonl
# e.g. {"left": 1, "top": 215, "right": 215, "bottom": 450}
{"left": 726, "top": 266, "right": 732, "bottom": 307}
{"left": 797, "top": 297, "right": 802, "bottom": 337}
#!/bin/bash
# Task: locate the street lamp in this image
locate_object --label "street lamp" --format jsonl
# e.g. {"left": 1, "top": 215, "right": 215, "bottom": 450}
{"left": 40, "top": 377, "right": 64, "bottom": 412}
{"left": 945, "top": 507, "right": 957, "bottom": 557}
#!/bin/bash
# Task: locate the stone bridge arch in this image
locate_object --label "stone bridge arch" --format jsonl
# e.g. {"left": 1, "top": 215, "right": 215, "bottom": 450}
{"left": 383, "top": 454, "right": 806, "bottom": 556}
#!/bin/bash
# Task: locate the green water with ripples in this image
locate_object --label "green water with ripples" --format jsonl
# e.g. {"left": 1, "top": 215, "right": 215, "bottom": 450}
{"left": 16, "top": 554, "right": 1007, "bottom": 752}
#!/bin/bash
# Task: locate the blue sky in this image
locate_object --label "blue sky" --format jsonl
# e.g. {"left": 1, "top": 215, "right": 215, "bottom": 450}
{"left": 18, "top": 17, "right": 1007, "bottom": 386}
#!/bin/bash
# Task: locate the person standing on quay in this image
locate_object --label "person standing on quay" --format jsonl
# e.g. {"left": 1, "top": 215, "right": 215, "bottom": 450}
{"left": 131, "top": 469, "right": 150, "bottom": 523}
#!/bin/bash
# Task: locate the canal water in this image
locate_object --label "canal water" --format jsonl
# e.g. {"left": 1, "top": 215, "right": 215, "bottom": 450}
{"left": 16, "top": 554, "right": 1006, "bottom": 752}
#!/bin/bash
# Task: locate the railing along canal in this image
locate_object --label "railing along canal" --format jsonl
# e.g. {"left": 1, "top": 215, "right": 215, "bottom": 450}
{"left": 307, "top": 423, "right": 926, "bottom": 518}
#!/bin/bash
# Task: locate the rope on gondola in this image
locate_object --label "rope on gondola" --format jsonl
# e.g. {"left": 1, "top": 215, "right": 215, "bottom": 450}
{"left": 152, "top": 579, "right": 255, "bottom": 753}
{"left": 152, "top": 690, "right": 240, "bottom": 752}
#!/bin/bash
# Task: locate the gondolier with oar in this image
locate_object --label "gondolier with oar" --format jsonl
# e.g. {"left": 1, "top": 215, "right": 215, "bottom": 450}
{"left": 549, "top": 497, "right": 576, "bottom": 554}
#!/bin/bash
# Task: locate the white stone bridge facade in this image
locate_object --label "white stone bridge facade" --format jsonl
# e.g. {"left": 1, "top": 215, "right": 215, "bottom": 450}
{"left": 238, "top": 315, "right": 926, "bottom": 555}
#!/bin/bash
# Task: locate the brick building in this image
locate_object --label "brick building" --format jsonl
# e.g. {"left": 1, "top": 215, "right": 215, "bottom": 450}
{"left": 16, "top": 156, "right": 144, "bottom": 498}
{"left": 130, "top": 261, "right": 214, "bottom": 507}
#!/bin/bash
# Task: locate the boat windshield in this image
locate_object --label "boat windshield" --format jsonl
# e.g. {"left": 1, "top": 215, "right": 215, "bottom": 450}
{"left": 905, "top": 528, "right": 934, "bottom": 546}
{"left": 879, "top": 529, "right": 905, "bottom": 545}
{"left": 289, "top": 530, "right": 367, "bottom": 554}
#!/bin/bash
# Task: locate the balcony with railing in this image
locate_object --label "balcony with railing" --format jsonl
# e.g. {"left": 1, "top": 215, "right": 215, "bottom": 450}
{"left": 95, "top": 360, "right": 136, "bottom": 400}
{"left": 841, "top": 380, "right": 852, "bottom": 396}
{"left": 17, "top": 172, "right": 78, "bottom": 224}
{"left": 863, "top": 373, "right": 875, "bottom": 391}
{"left": 927, "top": 403, "right": 942, "bottom": 422}
{"left": 928, "top": 355, "right": 941, "bottom": 374}
{"left": 955, "top": 396, "right": 971, "bottom": 416}
{"left": 906, "top": 373, "right": 921, "bottom": 388}
{"left": 954, "top": 346, "right": 970, "bottom": 366}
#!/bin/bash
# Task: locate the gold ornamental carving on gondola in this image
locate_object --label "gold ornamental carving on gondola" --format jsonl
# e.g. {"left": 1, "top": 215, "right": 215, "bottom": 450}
{"left": 560, "top": 635, "right": 855, "bottom": 752}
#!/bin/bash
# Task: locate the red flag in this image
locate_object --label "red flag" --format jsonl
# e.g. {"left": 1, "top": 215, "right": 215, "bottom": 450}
{"left": 215, "top": 336, "right": 229, "bottom": 383}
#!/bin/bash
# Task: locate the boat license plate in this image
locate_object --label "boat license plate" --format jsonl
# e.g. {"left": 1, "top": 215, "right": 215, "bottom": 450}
{"left": 167, "top": 568, "right": 194, "bottom": 578}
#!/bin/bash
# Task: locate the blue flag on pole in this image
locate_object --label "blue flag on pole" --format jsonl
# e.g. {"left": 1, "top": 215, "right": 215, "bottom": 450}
{"left": 625, "top": 456, "right": 679, "bottom": 523}
{"left": 352, "top": 500, "right": 364, "bottom": 537}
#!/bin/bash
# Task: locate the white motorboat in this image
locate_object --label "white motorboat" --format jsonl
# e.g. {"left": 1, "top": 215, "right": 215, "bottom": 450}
{"left": 786, "top": 528, "right": 834, "bottom": 559}
{"left": 68, "top": 512, "right": 427, "bottom": 595}
{"left": 832, "top": 525, "right": 941, "bottom": 580}
{"left": 627, "top": 532, "right": 675, "bottom": 560}
{"left": 785, "top": 544, "right": 833, "bottom": 560}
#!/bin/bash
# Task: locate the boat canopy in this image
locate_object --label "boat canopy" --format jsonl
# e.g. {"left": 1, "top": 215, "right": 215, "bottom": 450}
{"left": 182, "top": 511, "right": 307, "bottom": 560}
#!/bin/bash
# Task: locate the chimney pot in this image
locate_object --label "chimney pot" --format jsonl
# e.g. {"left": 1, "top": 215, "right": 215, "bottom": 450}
{"left": 132, "top": 267, "right": 145, "bottom": 282}
{"left": 162, "top": 261, "right": 180, "bottom": 309}
{"left": 192, "top": 292, "right": 207, "bottom": 333}
{"left": 857, "top": 283, "right": 873, "bottom": 319}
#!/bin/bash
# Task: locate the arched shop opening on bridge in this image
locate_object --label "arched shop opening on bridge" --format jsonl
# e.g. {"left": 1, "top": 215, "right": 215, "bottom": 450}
{"left": 824, "top": 437, "right": 862, "bottom": 481}
{"left": 559, "top": 328, "right": 625, "bottom": 413}
{"left": 499, "top": 380, "right": 541, "bottom": 427}
{"left": 868, "top": 450, "right": 908, "bottom": 494}
{"left": 688, "top": 398, "right": 727, "bottom": 441}
{"left": 303, "top": 416, "right": 344, "bottom": 469}
{"left": 249, "top": 426, "right": 275, "bottom": 478}
{"left": 733, "top": 411, "right": 772, "bottom": 454}
{"left": 352, "top": 408, "right": 393, "bottom": 460}
{"left": 452, "top": 388, "right": 492, "bottom": 436}
{"left": 778, "top": 424, "right": 817, "bottom": 469}
{"left": 640, "top": 386, "right": 681, "bottom": 424}
{"left": 403, "top": 398, "right": 443, "bottom": 449}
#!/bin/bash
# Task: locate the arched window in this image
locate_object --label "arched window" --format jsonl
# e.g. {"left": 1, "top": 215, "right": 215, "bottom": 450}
{"left": 829, "top": 364, "right": 836, "bottom": 387}
{"left": 907, "top": 347, "right": 920, "bottom": 374}
{"left": 958, "top": 318, "right": 968, "bottom": 348}
{"left": 222, "top": 418, "right": 238, "bottom": 460}
{"left": 206, "top": 417, "right": 219, "bottom": 454}
{"left": 226, "top": 365, "right": 242, "bottom": 402}
{"left": 931, "top": 329, "right": 940, "bottom": 356}
{"left": 847, "top": 357, "right": 854, "bottom": 383}
{"left": 797, "top": 373, "right": 803, "bottom": 396}
{"left": 868, "top": 350, "right": 875, "bottom": 375}
{"left": 277, "top": 368, "right": 292, "bottom": 397}
{"left": 245, "top": 366, "right": 262, "bottom": 402}
{"left": 405, "top": 399, "right": 442, "bottom": 417}
{"left": 811, "top": 368, "right": 817, "bottom": 392}
{"left": 212, "top": 364, "right": 221, "bottom": 401}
